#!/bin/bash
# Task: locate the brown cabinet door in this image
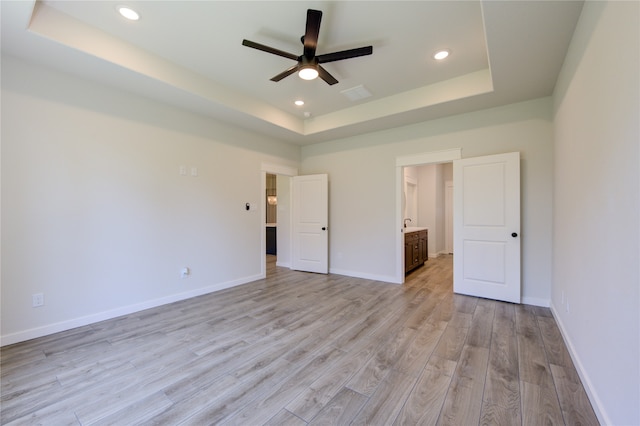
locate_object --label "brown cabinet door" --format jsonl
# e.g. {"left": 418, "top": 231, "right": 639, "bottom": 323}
{"left": 405, "top": 232, "right": 422, "bottom": 273}
{"left": 405, "top": 240, "right": 413, "bottom": 272}
{"left": 419, "top": 230, "right": 428, "bottom": 263}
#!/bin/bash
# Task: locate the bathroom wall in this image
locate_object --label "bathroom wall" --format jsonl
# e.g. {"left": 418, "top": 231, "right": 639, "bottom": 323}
{"left": 418, "top": 164, "right": 447, "bottom": 257}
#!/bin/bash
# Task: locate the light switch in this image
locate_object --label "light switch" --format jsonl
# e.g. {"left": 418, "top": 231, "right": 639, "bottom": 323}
{"left": 179, "top": 165, "right": 187, "bottom": 176}
{"left": 191, "top": 167, "right": 198, "bottom": 177}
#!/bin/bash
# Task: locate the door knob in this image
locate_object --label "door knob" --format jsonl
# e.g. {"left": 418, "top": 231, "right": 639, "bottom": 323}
{"left": 511, "top": 232, "right": 518, "bottom": 238}
{"left": 322, "top": 227, "right": 327, "bottom": 231}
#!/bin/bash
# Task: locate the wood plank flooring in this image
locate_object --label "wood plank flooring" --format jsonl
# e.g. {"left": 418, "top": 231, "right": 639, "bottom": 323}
{"left": 1, "top": 255, "right": 599, "bottom": 425}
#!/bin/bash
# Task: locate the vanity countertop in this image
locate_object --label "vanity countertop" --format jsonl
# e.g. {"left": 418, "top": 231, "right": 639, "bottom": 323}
{"left": 404, "top": 226, "right": 428, "bottom": 233}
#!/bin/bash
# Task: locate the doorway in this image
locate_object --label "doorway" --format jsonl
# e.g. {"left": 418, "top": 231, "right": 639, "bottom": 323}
{"left": 265, "top": 173, "right": 278, "bottom": 273}
{"left": 402, "top": 163, "right": 453, "bottom": 273}
{"left": 395, "top": 149, "right": 462, "bottom": 284}
{"left": 260, "top": 164, "right": 297, "bottom": 278}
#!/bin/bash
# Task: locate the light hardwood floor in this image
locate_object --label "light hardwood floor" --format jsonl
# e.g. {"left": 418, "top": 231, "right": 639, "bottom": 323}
{"left": 1, "top": 255, "right": 598, "bottom": 425}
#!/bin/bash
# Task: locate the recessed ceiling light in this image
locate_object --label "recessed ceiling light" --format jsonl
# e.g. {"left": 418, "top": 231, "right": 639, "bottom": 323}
{"left": 118, "top": 6, "right": 140, "bottom": 21}
{"left": 294, "top": 100, "right": 305, "bottom": 106}
{"left": 433, "top": 50, "right": 450, "bottom": 60}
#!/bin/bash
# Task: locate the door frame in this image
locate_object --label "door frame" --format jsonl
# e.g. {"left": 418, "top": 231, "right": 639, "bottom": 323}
{"left": 260, "top": 163, "right": 298, "bottom": 279}
{"left": 395, "top": 149, "right": 462, "bottom": 284}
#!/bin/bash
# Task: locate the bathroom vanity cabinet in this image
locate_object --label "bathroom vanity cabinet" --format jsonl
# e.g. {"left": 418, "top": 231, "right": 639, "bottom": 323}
{"left": 404, "top": 228, "right": 428, "bottom": 274}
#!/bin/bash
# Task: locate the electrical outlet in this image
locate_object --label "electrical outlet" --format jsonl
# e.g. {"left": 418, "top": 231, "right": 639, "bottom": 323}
{"left": 32, "top": 293, "right": 44, "bottom": 307}
{"left": 181, "top": 267, "right": 190, "bottom": 278}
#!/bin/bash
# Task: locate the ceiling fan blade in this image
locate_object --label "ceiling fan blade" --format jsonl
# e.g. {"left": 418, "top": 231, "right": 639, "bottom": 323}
{"left": 316, "top": 46, "right": 373, "bottom": 64}
{"left": 270, "top": 63, "right": 302, "bottom": 82}
{"left": 317, "top": 65, "right": 338, "bottom": 85}
{"left": 242, "top": 39, "right": 299, "bottom": 61}
{"left": 303, "top": 9, "right": 322, "bottom": 58}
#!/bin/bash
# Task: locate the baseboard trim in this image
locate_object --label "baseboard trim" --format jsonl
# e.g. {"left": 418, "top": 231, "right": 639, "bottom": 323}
{"left": 550, "top": 302, "right": 611, "bottom": 426}
{"left": 431, "top": 251, "right": 452, "bottom": 258}
{"left": 0, "top": 274, "right": 262, "bottom": 347}
{"left": 329, "top": 268, "right": 401, "bottom": 284}
{"left": 521, "top": 296, "right": 550, "bottom": 307}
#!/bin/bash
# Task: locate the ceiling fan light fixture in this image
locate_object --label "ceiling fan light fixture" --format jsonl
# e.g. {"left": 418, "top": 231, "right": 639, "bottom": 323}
{"left": 118, "top": 6, "right": 140, "bottom": 21}
{"left": 298, "top": 66, "right": 319, "bottom": 81}
{"left": 242, "top": 9, "right": 372, "bottom": 85}
{"left": 433, "top": 49, "right": 450, "bottom": 60}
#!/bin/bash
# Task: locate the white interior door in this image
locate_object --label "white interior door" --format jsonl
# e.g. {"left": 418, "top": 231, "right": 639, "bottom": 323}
{"left": 292, "top": 174, "right": 328, "bottom": 273}
{"left": 453, "top": 152, "right": 520, "bottom": 303}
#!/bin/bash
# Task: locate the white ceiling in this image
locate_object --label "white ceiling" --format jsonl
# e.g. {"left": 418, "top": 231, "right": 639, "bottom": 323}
{"left": 1, "top": 1, "right": 584, "bottom": 145}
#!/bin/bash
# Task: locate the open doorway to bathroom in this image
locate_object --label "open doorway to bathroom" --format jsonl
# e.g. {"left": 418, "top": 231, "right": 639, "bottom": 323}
{"left": 402, "top": 162, "right": 453, "bottom": 274}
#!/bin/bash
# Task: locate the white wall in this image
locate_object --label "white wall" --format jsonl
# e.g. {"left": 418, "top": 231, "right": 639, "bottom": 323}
{"left": 402, "top": 166, "right": 418, "bottom": 225}
{"left": 301, "top": 97, "right": 554, "bottom": 305}
{"left": 1, "top": 56, "right": 300, "bottom": 345}
{"left": 417, "top": 164, "right": 446, "bottom": 257}
{"left": 434, "top": 164, "right": 445, "bottom": 256}
{"left": 418, "top": 165, "right": 437, "bottom": 255}
{"left": 442, "top": 163, "right": 453, "bottom": 254}
{"left": 552, "top": 1, "right": 639, "bottom": 424}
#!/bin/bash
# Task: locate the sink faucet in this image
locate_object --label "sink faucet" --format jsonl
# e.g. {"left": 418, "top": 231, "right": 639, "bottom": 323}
{"left": 404, "top": 218, "right": 412, "bottom": 228}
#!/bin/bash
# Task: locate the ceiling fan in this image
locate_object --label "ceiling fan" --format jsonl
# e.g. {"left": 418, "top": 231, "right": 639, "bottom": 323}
{"left": 242, "top": 9, "right": 373, "bottom": 85}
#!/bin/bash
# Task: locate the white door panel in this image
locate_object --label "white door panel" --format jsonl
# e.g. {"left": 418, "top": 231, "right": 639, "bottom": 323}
{"left": 292, "top": 174, "right": 328, "bottom": 273}
{"left": 454, "top": 152, "right": 520, "bottom": 303}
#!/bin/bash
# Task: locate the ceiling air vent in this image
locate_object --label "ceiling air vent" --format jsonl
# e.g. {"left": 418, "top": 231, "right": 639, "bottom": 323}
{"left": 340, "top": 85, "right": 372, "bottom": 102}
